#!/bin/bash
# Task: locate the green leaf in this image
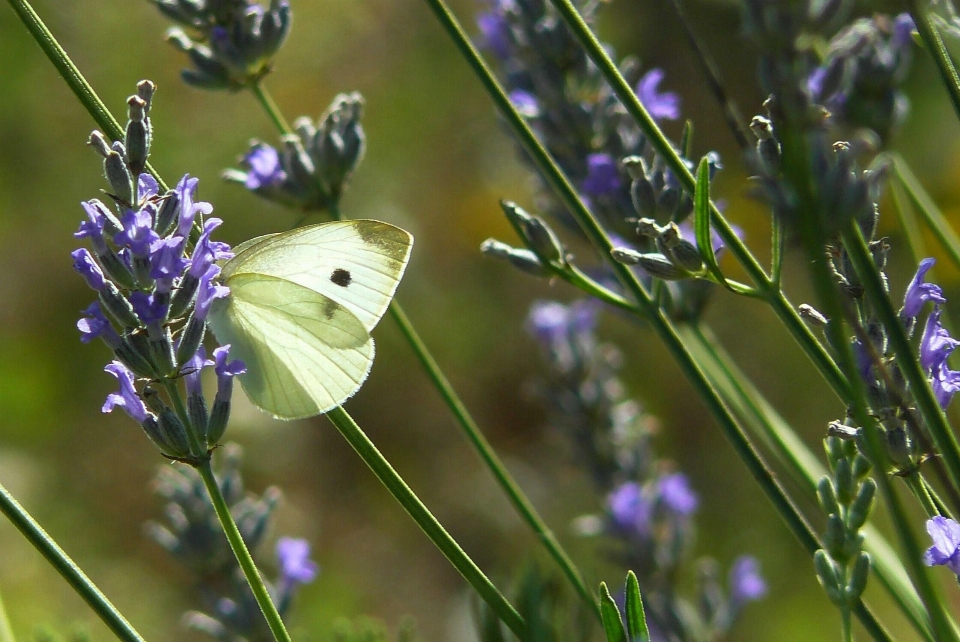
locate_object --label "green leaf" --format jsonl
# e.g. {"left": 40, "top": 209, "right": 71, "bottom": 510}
{"left": 694, "top": 156, "right": 725, "bottom": 286}
{"left": 599, "top": 582, "right": 627, "bottom": 642}
{"left": 624, "top": 572, "right": 650, "bottom": 642}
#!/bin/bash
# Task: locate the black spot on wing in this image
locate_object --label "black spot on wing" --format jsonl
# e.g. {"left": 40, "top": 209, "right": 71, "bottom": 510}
{"left": 322, "top": 298, "right": 340, "bottom": 320}
{"left": 330, "top": 268, "right": 352, "bottom": 287}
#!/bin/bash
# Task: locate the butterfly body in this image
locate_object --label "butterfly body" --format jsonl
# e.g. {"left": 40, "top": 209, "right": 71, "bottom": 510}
{"left": 208, "top": 220, "right": 413, "bottom": 419}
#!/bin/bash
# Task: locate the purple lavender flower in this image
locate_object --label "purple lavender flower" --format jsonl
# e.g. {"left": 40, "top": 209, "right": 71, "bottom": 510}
{"left": 920, "top": 309, "right": 959, "bottom": 371}
{"left": 76, "top": 201, "right": 112, "bottom": 254}
{"left": 658, "top": 473, "right": 698, "bottom": 516}
{"left": 72, "top": 249, "right": 107, "bottom": 291}
{"left": 903, "top": 258, "right": 945, "bottom": 319}
{"left": 582, "top": 153, "right": 623, "bottom": 197}
{"left": 276, "top": 537, "right": 319, "bottom": 585}
{"left": 636, "top": 69, "right": 680, "bottom": 121}
{"left": 607, "top": 482, "right": 652, "bottom": 535}
{"left": 182, "top": 347, "right": 211, "bottom": 398}
{"left": 509, "top": 90, "right": 540, "bottom": 118}
{"left": 138, "top": 173, "right": 159, "bottom": 202}
{"left": 77, "top": 302, "right": 118, "bottom": 345}
{"left": 924, "top": 516, "right": 960, "bottom": 575}
{"left": 149, "top": 235, "right": 189, "bottom": 285}
{"left": 129, "top": 291, "right": 168, "bottom": 326}
{"left": 526, "top": 300, "right": 597, "bottom": 344}
{"left": 932, "top": 362, "right": 960, "bottom": 409}
{"left": 189, "top": 218, "right": 234, "bottom": 278}
{"left": 212, "top": 345, "right": 246, "bottom": 400}
{"left": 729, "top": 555, "right": 768, "bottom": 606}
{"left": 115, "top": 207, "right": 161, "bottom": 256}
{"left": 175, "top": 175, "right": 213, "bottom": 238}
{"left": 195, "top": 265, "right": 230, "bottom": 321}
{"left": 102, "top": 361, "right": 149, "bottom": 423}
{"left": 478, "top": 11, "right": 511, "bottom": 59}
{"left": 892, "top": 14, "right": 916, "bottom": 49}
{"left": 240, "top": 143, "right": 287, "bottom": 190}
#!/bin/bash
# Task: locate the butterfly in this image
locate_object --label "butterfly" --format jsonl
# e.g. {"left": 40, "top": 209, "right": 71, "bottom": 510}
{"left": 208, "top": 220, "right": 413, "bottom": 420}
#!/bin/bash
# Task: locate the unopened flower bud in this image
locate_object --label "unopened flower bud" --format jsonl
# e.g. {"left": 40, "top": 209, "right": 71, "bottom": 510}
{"left": 845, "top": 552, "right": 871, "bottom": 601}
{"left": 176, "top": 316, "right": 206, "bottom": 366}
{"left": 141, "top": 385, "right": 168, "bottom": 416}
{"left": 817, "top": 477, "right": 840, "bottom": 515}
{"left": 156, "top": 409, "right": 192, "bottom": 458}
{"left": 99, "top": 283, "right": 141, "bottom": 329}
{"left": 847, "top": 479, "right": 876, "bottom": 531}
{"left": 799, "top": 303, "right": 829, "bottom": 326}
{"left": 480, "top": 238, "right": 549, "bottom": 277}
{"left": 814, "top": 550, "right": 844, "bottom": 606}
{"left": 125, "top": 97, "right": 150, "bottom": 176}
{"left": 501, "top": 201, "right": 565, "bottom": 265}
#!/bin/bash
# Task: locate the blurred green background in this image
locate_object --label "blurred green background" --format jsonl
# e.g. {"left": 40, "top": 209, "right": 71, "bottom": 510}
{"left": 2, "top": 0, "right": 960, "bottom": 640}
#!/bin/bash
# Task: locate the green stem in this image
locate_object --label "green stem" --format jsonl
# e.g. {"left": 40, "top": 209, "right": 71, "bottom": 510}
{"left": 841, "top": 607, "right": 853, "bottom": 642}
{"left": 195, "top": 460, "right": 292, "bottom": 642}
{"left": 906, "top": 0, "right": 960, "bottom": 125}
{"left": 0, "top": 587, "right": 15, "bottom": 642}
{"left": 324, "top": 406, "right": 528, "bottom": 640}
{"left": 247, "top": 83, "right": 599, "bottom": 620}
{"left": 250, "top": 81, "right": 294, "bottom": 136}
{"left": 4, "top": 0, "right": 167, "bottom": 191}
{"left": 905, "top": 473, "right": 941, "bottom": 518}
{"left": 420, "top": 1, "right": 892, "bottom": 638}
{"left": 890, "top": 153, "right": 960, "bottom": 272}
{"left": 0, "top": 482, "right": 145, "bottom": 642}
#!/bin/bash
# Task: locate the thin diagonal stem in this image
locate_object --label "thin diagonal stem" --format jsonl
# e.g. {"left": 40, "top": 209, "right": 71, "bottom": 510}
{"left": 907, "top": 0, "right": 960, "bottom": 125}
{"left": 4, "top": 0, "right": 167, "bottom": 192}
{"left": 419, "top": 1, "right": 893, "bottom": 638}
{"left": 250, "top": 82, "right": 599, "bottom": 620}
{"left": 324, "top": 406, "right": 527, "bottom": 639}
{"left": 195, "top": 459, "right": 292, "bottom": 642}
{"left": 0, "top": 482, "right": 145, "bottom": 642}
{"left": 250, "top": 81, "right": 294, "bottom": 136}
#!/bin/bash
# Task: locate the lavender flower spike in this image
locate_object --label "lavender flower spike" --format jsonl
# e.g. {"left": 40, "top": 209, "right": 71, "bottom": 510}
{"left": 924, "top": 516, "right": 960, "bottom": 575}
{"left": 903, "top": 258, "right": 945, "bottom": 319}
{"left": 636, "top": 69, "right": 680, "bottom": 121}
{"left": 102, "top": 361, "right": 149, "bottom": 423}
{"left": 276, "top": 537, "right": 319, "bottom": 585}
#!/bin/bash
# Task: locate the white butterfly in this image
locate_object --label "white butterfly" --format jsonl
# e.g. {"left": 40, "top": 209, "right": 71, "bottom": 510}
{"left": 208, "top": 220, "right": 413, "bottom": 419}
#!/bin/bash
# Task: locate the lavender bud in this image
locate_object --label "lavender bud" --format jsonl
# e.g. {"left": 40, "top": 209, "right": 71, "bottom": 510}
{"left": 115, "top": 335, "right": 157, "bottom": 379}
{"left": 149, "top": 331, "right": 177, "bottom": 376}
{"left": 664, "top": 239, "right": 704, "bottom": 273}
{"left": 156, "top": 409, "right": 192, "bottom": 458}
{"left": 137, "top": 80, "right": 156, "bottom": 113}
{"left": 480, "top": 238, "right": 548, "bottom": 277}
{"left": 141, "top": 385, "right": 168, "bottom": 416}
{"left": 99, "top": 283, "right": 141, "bottom": 329}
{"left": 851, "top": 453, "right": 872, "bottom": 480}
{"left": 619, "top": 251, "right": 691, "bottom": 281}
{"left": 814, "top": 551, "right": 844, "bottom": 606}
{"left": 188, "top": 392, "right": 210, "bottom": 444}
{"left": 834, "top": 458, "right": 854, "bottom": 504}
{"left": 611, "top": 246, "right": 644, "bottom": 265}
{"left": 847, "top": 479, "right": 876, "bottom": 531}
{"left": 169, "top": 272, "right": 200, "bottom": 319}
{"left": 845, "top": 552, "right": 871, "bottom": 601}
{"left": 98, "top": 249, "right": 137, "bottom": 290}
{"left": 282, "top": 136, "right": 318, "bottom": 192}
{"left": 155, "top": 190, "right": 181, "bottom": 237}
{"left": 88, "top": 130, "right": 112, "bottom": 157}
{"left": 817, "top": 477, "right": 840, "bottom": 515}
{"left": 104, "top": 149, "right": 135, "bottom": 205}
{"left": 125, "top": 96, "right": 150, "bottom": 176}
{"left": 798, "top": 303, "right": 828, "bottom": 326}
{"left": 207, "top": 398, "right": 230, "bottom": 445}
{"left": 176, "top": 316, "right": 206, "bottom": 366}
{"left": 824, "top": 514, "right": 847, "bottom": 560}
{"left": 501, "top": 201, "right": 565, "bottom": 264}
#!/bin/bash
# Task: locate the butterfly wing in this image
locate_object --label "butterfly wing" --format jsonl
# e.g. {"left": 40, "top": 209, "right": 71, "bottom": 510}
{"left": 208, "top": 273, "right": 375, "bottom": 420}
{"left": 223, "top": 220, "right": 413, "bottom": 332}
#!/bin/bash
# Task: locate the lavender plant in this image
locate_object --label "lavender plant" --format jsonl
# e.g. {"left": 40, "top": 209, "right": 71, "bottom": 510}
{"left": 14, "top": 0, "right": 960, "bottom": 641}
